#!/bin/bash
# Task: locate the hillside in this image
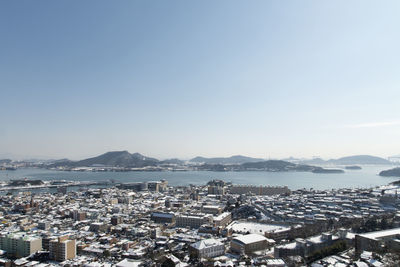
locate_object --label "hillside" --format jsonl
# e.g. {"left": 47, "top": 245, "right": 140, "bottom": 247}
{"left": 298, "top": 155, "right": 391, "bottom": 165}
{"left": 195, "top": 160, "right": 342, "bottom": 173}
{"left": 50, "top": 151, "right": 159, "bottom": 168}
{"left": 240, "top": 160, "right": 303, "bottom": 171}
{"left": 298, "top": 157, "right": 327, "bottom": 165}
{"left": 159, "top": 158, "right": 185, "bottom": 165}
{"left": 379, "top": 167, "right": 400, "bottom": 177}
{"left": 329, "top": 155, "right": 391, "bottom": 165}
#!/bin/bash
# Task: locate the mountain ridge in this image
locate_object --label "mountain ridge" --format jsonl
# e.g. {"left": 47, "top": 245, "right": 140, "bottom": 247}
{"left": 50, "top": 151, "right": 159, "bottom": 168}
{"left": 41, "top": 152, "right": 395, "bottom": 170}
{"left": 45, "top": 151, "right": 345, "bottom": 174}
{"left": 298, "top": 155, "right": 391, "bottom": 165}
{"left": 190, "top": 155, "right": 264, "bottom": 165}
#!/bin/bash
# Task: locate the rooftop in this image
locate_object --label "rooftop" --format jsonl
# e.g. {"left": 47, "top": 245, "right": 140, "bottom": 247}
{"left": 115, "top": 259, "right": 142, "bottom": 267}
{"left": 232, "top": 234, "right": 267, "bottom": 245}
{"left": 358, "top": 227, "right": 400, "bottom": 240}
{"left": 227, "top": 221, "right": 290, "bottom": 234}
{"left": 191, "top": 238, "right": 223, "bottom": 250}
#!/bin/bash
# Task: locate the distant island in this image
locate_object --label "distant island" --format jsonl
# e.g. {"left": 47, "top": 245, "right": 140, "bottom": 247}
{"left": 49, "top": 151, "right": 160, "bottom": 168}
{"left": 312, "top": 168, "right": 344, "bottom": 174}
{"left": 193, "top": 155, "right": 392, "bottom": 166}
{"left": 185, "top": 160, "right": 344, "bottom": 174}
{"left": 190, "top": 155, "right": 264, "bottom": 165}
{"left": 379, "top": 167, "right": 400, "bottom": 177}
{"left": 3, "top": 151, "right": 397, "bottom": 175}
{"left": 345, "top": 165, "right": 362, "bottom": 170}
{"left": 0, "top": 151, "right": 347, "bottom": 175}
{"left": 298, "top": 155, "right": 392, "bottom": 165}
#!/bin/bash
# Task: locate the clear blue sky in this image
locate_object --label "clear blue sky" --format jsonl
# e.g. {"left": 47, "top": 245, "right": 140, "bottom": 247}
{"left": 1, "top": 1, "right": 400, "bottom": 160}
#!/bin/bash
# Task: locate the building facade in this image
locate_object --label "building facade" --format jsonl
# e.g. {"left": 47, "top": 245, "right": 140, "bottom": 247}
{"left": 355, "top": 228, "right": 400, "bottom": 255}
{"left": 0, "top": 233, "right": 42, "bottom": 258}
{"left": 49, "top": 236, "right": 76, "bottom": 262}
{"left": 151, "top": 212, "right": 175, "bottom": 224}
{"left": 213, "top": 212, "right": 232, "bottom": 227}
{"left": 231, "top": 234, "right": 269, "bottom": 254}
{"left": 190, "top": 238, "right": 225, "bottom": 259}
{"left": 176, "top": 214, "right": 211, "bottom": 229}
{"left": 202, "top": 205, "right": 223, "bottom": 215}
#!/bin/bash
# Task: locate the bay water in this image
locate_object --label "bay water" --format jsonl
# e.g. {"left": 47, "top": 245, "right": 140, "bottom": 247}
{"left": 0, "top": 165, "right": 397, "bottom": 191}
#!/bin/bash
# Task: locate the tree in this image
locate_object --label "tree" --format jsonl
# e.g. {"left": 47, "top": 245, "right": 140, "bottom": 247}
{"left": 365, "top": 218, "right": 378, "bottom": 232}
{"left": 103, "top": 249, "right": 111, "bottom": 258}
{"left": 380, "top": 218, "right": 389, "bottom": 230}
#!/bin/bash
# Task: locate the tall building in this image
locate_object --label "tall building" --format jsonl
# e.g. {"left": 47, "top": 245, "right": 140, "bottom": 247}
{"left": 117, "top": 180, "right": 168, "bottom": 192}
{"left": 148, "top": 180, "right": 168, "bottom": 192}
{"left": 111, "top": 216, "right": 123, "bottom": 226}
{"left": 49, "top": 236, "right": 76, "bottom": 262}
{"left": 208, "top": 185, "right": 225, "bottom": 195}
{"left": 72, "top": 210, "right": 86, "bottom": 221}
{"left": 0, "top": 233, "right": 42, "bottom": 258}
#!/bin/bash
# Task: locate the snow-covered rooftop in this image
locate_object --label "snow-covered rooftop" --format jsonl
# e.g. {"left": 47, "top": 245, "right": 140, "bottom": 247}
{"left": 191, "top": 238, "right": 223, "bottom": 250}
{"left": 358, "top": 227, "right": 400, "bottom": 240}
{"left": 115, "top": 259, "right": 142, "bottom": 267}
{"left": 232, "top": 234, "right": 267, "bottom": 245}
{"left": 227, "top": 221, "right": 290, "bottom": 234}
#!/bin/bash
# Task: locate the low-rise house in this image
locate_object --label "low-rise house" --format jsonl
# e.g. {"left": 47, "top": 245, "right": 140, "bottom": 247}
{"left": 231, "top": 234, "right": 269, "bottom": 254}
{"left": 189, "top": 238, "right": 225, "bottom": 259}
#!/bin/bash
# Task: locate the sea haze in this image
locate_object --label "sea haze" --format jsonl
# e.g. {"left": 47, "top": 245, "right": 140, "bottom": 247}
{"left": 0, "top": 165, "right": 397, "bottom": 190}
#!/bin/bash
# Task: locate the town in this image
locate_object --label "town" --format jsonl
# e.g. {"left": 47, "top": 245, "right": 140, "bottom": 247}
{"left": 0, "top": 179, "right": 399, "bottom": 267}
{"left": 3, "top": 0, "right": 400, "bottom": 266}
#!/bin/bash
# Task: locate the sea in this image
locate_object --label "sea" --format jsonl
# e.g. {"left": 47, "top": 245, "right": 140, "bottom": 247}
{"left": 0, "top": 165, "right": 398, "bottom": 193}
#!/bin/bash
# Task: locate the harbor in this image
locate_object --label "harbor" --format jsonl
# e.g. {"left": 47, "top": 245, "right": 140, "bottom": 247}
{"left": 0, "top": 179, "right": 114, "bottom": 192}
